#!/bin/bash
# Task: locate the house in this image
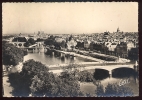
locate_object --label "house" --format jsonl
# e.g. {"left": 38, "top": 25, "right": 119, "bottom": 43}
{"left": 115, "top": 42, "right": 128, "bottom": 57}
{"left": 109, "top": 43, "right": 117, "bottom": 51}
{"left": 104, "top": 42, "right": 117, "bottom": 51}
{"left": 66, "top": 38, "right": 77, "bottom": 51}
{"left": 127, "top": 41, "right": 135, "bottom": 51}
{"left": 55, "top": 37, "right": 65, "bottom": 43}
{"left": 84, "top": 40, "right": 91, "bottom": 49}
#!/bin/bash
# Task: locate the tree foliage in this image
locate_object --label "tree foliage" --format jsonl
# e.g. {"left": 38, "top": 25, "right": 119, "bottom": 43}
{"left": 44, "top": 38, "right": 55, "bottom": 46}
{"left": 24, "top": 38, "right": 36, "bottom": 47}
{"left": 128, "top": 48, "right": 139, "bottom": 60}
{"left": 95, "top": 84, "right": 105, "bottom": 97}
{"left": 10, "top": 59, "right": 84, "bottom": 97}
{"left": 12, "top": 37, "right": 27, "bottom": 42}
{"left": 95, "top": 83, "right": 134, "bottom": 97}
{"left": 76, "top": 41, "right": 84, "bottom": 49}
{"left": 2, "top": 42, "right": 26, "bottom": 66}
{"left": 78, "top": 70, "right": 94, "bottom": 82}
{"left": 115, "top": 42, "right": 127, "bottom": 55}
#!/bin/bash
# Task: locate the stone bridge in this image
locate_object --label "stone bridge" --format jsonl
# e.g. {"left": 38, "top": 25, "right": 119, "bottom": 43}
{"left": 11, "top": 42, "right": 25, "bottom": 48}
{"left": 48, "top": 62, "right": 135, "bottom": 77}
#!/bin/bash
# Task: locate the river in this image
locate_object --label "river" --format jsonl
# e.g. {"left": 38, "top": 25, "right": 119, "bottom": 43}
{"left": 24, "top": 52, "right": 139, "bottom": 96}
{"left": 24, "top": 52, "right": 94, "bottom": 65}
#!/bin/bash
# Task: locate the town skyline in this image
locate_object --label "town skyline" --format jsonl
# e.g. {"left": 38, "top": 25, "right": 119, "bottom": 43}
{"left": 3, "top": 2, "right": 138, "bottom": 34}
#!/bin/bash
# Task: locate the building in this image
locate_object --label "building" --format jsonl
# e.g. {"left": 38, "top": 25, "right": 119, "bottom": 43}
{"left": 66, "top": 38, "right": 77, "bottom": 51}
{"left": 127, "top": 41, "right": 135, "bottom": 51}
{"left": 84, "top": 40, "right": 91, "bottom": 49}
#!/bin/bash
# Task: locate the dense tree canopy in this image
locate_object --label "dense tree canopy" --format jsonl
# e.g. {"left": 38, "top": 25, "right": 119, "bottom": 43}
{"left": 9, "top": 60, "right": 84, "bottom": 97}
{"left": 78, "top": 70, "right": 94, "bottom": 82}
{"left": 93, "top": 43, "right": 109, "bottom": 52}
{"left": 95, "top": 83, "right": 133, "bottom": 97}
{"left": 115, "top": 42, "right": 127, "bottom": 55}
{"left": 36, "top": 38, "right": 45, "bottom": 42}
{"left": 44, "top": 38, "right": 55, "bottom": 46}
{"left": 128, "top": 48, "right": 139, "bottom": 60}
{"left": 2, "top": 42, "right": 27, "bottom": 66}
{"left": 12, "top": 37, "right": 27, "bottom": 42}
{"left": 76, "top": 42, "right": 84, "bottom": 49}
{"left": 24, "top": 38, "right": 36, "bottom": 47}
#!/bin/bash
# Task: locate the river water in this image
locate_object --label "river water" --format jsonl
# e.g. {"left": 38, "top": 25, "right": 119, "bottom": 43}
{"left": 24, "top": 52, "right": 94, "bottom": 65}
{"left": 24, "top": 52, "right": 139, "bottom": 96}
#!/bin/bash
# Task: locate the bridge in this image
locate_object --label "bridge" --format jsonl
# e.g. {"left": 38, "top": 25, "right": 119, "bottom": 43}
{"left": 10, "top": 42, "right": 25, "bottom": 48}
{"left": 47, "top": 56, "right": 138, "bottom": 76}
{"left": 10, "top": 41, "right": 130, "bottom": 63}
{"left": 48, "top": 62, "right": 135, "bottom": 77}
{"left": 10, "top": 41, "right": 46, "bottom": 52}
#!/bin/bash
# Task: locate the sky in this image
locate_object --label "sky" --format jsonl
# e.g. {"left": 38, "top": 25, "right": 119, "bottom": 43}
{"left": 2, "top": 2, "right": 138, "bottom": 34}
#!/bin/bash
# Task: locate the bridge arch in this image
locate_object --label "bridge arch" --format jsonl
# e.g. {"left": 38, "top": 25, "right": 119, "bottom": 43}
{"left": 94, "top": 68, "right": 110, "bottom": 80}
{"left": 18, "top": 43, "right": 22, "bottom": 47}
{"left": 112, "top": 67, "right": 137, "bottom": 78}
{"left": 12, "top": 42, "right": 25, "bottom": 48}
{"left": 14, "top": 43, "right": 17, "bottom": 46}
{"left": 93, "top": 65, "right": 134, "bottom": 78}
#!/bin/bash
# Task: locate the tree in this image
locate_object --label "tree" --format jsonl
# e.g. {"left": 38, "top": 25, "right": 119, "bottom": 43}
{"left": 60, "top": 40, "right": 66, "bottom": 48}
{"left": 28, "top": 38, "right": 35, "bottom": 45}
{"left": 76, "top": 41, "right": 83, "bottom": 49}
{"left": 12, "top": 37, "right": 27, "bottom": 42}
{"left": 61, "top": 64, "right": 85, "bottom": 77}
{"left": 24, "top": 38, "right": 35, "bottom": 47}
{"left": 115, "top": 42, "right": 127, "bottom": 57}
{"left": 95, "top": 83, "right": 134, "bottom": 97}
{"left": 2, "top": 42, "right": 26, "bottom": 66}
{"left": 95, "top": 84, "right": 104, "bottom": 97}
{"left": 78, "top": 70, "right": 94, "bottom": 82}
{"left": 36, "top": 38, "right": 44, "bottom": 42}
{"left": 10, "top": 59, "right": 84, "bottom": 97}
{"left": 24, "top": 41, "right": 30, "bottom": 47}
{"left": 44, "top": 38, "right": 55, "bottom": 46}
{"left": 128, "top": 48, "right": 138, "bottom": 60}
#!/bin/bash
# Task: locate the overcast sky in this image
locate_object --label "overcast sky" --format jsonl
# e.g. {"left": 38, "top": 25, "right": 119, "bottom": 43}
{"left": 2, "top": 2, "right": 138, "bottom": 34}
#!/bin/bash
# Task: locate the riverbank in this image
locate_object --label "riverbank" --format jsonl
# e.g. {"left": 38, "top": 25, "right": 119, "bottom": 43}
{"left": 3, "top": 65, "right": 20, "bottom": 97}
{"left": 3, "top": 70, "right": 13, "bottom": 97}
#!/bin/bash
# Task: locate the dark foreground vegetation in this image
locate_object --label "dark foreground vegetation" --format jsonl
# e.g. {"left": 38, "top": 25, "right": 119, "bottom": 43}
{"left": 2, "top": 41, "right": 28, "bottom": 66}
{"left": 95, "top": 83, "right": 133, "bottom": 97}
{"left": 8, "top": 60, "right": 134, "bottom": 97}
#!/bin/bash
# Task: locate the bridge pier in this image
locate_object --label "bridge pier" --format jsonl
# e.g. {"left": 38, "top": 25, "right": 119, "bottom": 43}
{"left": 109, "top": 70, "right": 112, "bottom": 78}
{"left": 60, "top": 53, "right": 63, "bottom": 57}
{"left": 33, "top": 49, "right": 34, "bottom": 53}
{"left": 52, "top": 51, "right": 54, "bottom": 56}
{"left": 134, "top": 61, "right": 138, "bottom": 71}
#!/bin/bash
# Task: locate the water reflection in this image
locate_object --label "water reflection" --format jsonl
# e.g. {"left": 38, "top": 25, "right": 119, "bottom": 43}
{"left": 80, "top": 68, "right": 139, "bottom": 96}
{"left": 24, "top": 52, "right": 94, "bottom": 65}
{"left": 94, "top": 69, "right": 109, "bottom": 80}
{"left": 93, "top": 68, "right": 138, "bottom": 81}
{"left": 112, "top": 68, "right": 137, "bottom": 78}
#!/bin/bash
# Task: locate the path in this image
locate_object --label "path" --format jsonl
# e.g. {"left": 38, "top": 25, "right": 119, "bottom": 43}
{"left": 3, "top": 69, "right": 13, "bottom": 97}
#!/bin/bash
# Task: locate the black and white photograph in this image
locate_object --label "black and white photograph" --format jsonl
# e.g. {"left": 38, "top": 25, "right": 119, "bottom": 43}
{"left": 2, "top": 2, "right": 139, "bottom": 97}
